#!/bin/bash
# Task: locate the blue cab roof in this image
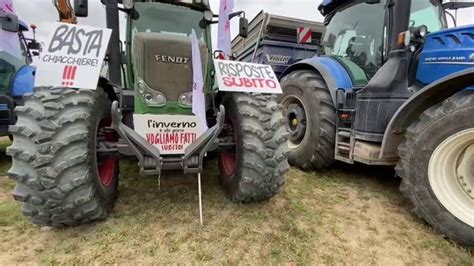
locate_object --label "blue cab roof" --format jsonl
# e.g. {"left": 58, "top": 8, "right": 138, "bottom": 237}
{"left": 19, "top": 20, "right": 28, "bottom": 32}
{"left": 318, "top": 0, "right": 351, "bottom": 16}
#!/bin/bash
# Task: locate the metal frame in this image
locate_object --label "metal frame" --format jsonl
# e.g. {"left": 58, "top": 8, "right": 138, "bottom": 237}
{"left": 111, "top": 101, "right": 225, "bottom": 176}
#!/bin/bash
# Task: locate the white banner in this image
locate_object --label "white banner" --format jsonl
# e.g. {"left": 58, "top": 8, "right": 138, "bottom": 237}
{"left": 0, "top": 0, "right": 15, "bottom": 13}
{"left": 133, "top": 114, "right": 203, "bottom": 155}
{"left": 35, "top": 23, "right": 111, "bottom": 89}
{"left": 214, "top": 59, "right": 282, "bottom": 94}
{"left": 191, "top": 29, "right": 208, "bottom": 134}
{"left": 0, "top": 0, "right": 21, "bottom": 59}
{"left": 217, "top": 0, "right": 234, "bottom": 58}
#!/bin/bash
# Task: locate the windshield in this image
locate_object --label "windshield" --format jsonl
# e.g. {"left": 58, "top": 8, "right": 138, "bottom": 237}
{"left": 132, "top": 2, "right": 206, "bottom": 41}
{"left": 0, "top": 52, "right": 24, "bottom": 91}
{"left": 321, "top": 0, "right": 387, "bottom": 86}
{"left": 410, "top": 0, "right": 447, "bottom": 33}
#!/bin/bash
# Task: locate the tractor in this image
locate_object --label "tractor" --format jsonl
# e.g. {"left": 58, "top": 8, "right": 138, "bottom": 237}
{"left": 0, "top": 12, "right": 41, "bottom": 138}
{"left": 7, "top": 0, "right": 288, "bottom": 226}
{"left": 278, "top": 0, "right": 474, "bottom": 245}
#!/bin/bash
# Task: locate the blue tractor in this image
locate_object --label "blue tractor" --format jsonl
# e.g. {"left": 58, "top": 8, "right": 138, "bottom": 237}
{"left": 279, "top": 0, "right": 474, "bottom": 245}
{"left": 0, "top": 12, "right": 40, "bottom": 137}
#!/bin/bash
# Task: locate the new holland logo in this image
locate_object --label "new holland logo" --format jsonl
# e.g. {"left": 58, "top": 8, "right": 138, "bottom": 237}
{"left": 154, "top": 55, "right": 190, "bottom": 64}
{"left": 469, "top": 53, "right": 474, "bottom": 62}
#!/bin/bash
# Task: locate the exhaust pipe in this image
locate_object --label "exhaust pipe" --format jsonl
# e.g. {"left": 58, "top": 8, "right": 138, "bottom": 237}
{"left": 104, "top": 0, "right": 122, "bottom": 87}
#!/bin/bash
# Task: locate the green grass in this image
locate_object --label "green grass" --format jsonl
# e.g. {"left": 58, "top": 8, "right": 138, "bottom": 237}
{"left": 0, "top": 160, "right": 473, "bottom": 264}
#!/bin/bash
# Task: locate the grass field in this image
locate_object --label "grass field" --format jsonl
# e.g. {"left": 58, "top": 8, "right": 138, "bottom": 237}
{"left": 0, "top": 138, "right": 473, "bottom": 264}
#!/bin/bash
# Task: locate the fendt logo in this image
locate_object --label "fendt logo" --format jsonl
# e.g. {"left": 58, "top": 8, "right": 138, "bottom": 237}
{"left": 154, "top": 55, "right": 190, "bottom": 64}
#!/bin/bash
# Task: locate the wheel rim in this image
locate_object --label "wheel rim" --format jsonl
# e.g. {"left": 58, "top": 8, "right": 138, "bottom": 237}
{"left": 282, "top": 95, "right": 308, "bottom": 149}
{"left": 96, "top": 118, "right": 118, "bottom": 187}
{"left": 428, "top": 128, "right": 474, "bottom": 227}
{"left": 98, "top": 159, "right": 116, "bottom": 187}
{"left": 219, "top": 118, "right": 237, "bottom": 177}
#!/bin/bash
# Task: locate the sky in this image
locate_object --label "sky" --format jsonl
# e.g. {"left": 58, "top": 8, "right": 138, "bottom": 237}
{"left": 11, "top": 0, "right": 474, "bottom": 48}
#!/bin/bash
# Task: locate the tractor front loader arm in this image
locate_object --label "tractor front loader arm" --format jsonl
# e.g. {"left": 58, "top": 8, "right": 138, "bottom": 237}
{"left": 111, "top": 101, "right": 162, "bottom": 176}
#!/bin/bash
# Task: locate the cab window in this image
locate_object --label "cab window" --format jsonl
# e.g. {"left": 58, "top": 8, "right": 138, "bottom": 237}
{"left": 409, "top": 0, "right": 447, "bottom": 33}
{"left": 322, "top": 0, "right": 387, "bottom": 86}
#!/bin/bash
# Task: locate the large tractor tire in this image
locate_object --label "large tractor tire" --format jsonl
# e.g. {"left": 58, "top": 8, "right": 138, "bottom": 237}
{"left": 279, "top": 70, "right": 336, "bottom": 170}
{"left": 396, "top": 90, "right": 474, "bottom": 246}
{"left": 7, "top": 87, "right": 119, "bottom": 226}
{"left": 218, "top": 93, "right": 289, "bottom": 202}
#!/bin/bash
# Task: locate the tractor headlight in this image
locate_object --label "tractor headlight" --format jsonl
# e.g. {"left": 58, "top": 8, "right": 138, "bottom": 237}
{"left": 155, "top": 94, "right": 167, "bottom": 106}
{"left": 178, "top": 92, "right": 193, "bottom": 108}
{"left": 203, "top": 10, "right": 214, "bottom": 22}
{"left": 122, "top": 0, "right": 134, "bottom": 9}
{"left": 137, "top": 78, "right": 167, "bottom": 107}
{"left": 137, "top": 79, "right": 146, "bottom": 94}
{"left": 419, "top": 25, "right": 428, "bottom": 38}
{"left": 412, "top": 25, "right": 428, "bottom": 39}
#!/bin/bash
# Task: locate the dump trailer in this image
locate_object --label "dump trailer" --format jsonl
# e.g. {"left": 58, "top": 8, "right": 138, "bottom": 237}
{"left": 232, "top": 11, "right": 325, "bottom": 77}
{"left": 279, "top": 0, "right": 474, "bottom": 246}
{"left": 7, "top": 0, "right": 289, "bottom": 227}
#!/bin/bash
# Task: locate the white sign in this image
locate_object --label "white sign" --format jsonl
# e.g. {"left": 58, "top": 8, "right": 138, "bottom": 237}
{"left": 35, "top": 23, "right": 111, "bottom": 89}
{"left": 214, "top": 59, "right": 282, "bottom": 94}
{"left": 133, "top": 114, "right": 203, "bottom": 155}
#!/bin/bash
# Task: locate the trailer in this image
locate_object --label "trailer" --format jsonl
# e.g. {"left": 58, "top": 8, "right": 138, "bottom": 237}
{"left": 232, "top": 11, "right": 325, "bottom": 77}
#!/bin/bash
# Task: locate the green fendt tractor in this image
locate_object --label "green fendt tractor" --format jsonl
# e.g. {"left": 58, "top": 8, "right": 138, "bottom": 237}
{"left": 8, "top": 0, "right": 289, "bottom": 226}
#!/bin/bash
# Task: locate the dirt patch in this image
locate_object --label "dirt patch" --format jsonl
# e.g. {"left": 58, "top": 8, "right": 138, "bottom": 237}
{"left": 0, "top": 155, "right": 472, "bottom": 264}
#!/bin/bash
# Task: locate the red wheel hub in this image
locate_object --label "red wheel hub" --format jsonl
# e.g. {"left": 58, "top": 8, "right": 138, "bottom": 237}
{"left": 220, "top": 151, "right": 236, "bottom": 176}
{"left": 219, "top": 118, "right": 237, "bottom": 177}
{"left": 97, "top": 118, "right": 118, "bottom": 187}
{"left": 98, "top": 159, "right": 117, "bottom": 187}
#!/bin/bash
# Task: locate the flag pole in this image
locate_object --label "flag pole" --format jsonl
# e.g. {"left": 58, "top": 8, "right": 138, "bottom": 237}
{"left": 198, "top": 173, "right": 203, "bottom": 226}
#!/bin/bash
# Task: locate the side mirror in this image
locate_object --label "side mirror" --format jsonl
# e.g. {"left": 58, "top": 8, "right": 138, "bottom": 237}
{"left": 1, "top": 13, "right": 19, "bottom": 32}
{"left": 27, "top": 41, "right": 41, "bottom": 51}
{"left": 239, "top": 17, "right": 249, "bottom": 38}
{"left": 74, "top": 0, "right": 88, "bottom": 17}
{"left": 443, "top": 2, "right": 474, "bottom": 10}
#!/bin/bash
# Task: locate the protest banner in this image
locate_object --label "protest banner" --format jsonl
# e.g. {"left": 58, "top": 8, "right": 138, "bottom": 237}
{"left": 214, "top": 59, "right": 282, "bottom": 94}
{"left": 35, "top": 23, "right": 111, "bottom": 89}
{"left": 133, "top": 114, "right": 203, "bottom": 155}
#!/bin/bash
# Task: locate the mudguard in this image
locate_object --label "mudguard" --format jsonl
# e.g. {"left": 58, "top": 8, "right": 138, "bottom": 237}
{"left": 380, "top": 68, "right": 474, "bottom": 159}
{"left": 11, "top": 65, "right": 35, "bottom": 96}
{"left": 280, "top": 56, "right": 353, "bottom": 104}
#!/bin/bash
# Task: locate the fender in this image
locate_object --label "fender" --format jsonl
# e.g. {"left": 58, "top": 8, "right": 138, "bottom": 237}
{"left": 11, "top": 65, "right": 36, "bottom": 97}
{"left": 380, "top": 68, "right": 474, "bottom": 159}
{"left": 98, "top": 76, "right": 119, "bottom": 102}
{"left": 280, "top": 56, "right": 353, "bottom": 104}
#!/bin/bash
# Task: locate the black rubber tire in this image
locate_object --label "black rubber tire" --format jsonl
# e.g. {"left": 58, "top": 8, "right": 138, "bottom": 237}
{"left": 218, "top": 93, "right": 289, "bottom": 203}
{"left": 7, "top": 87, "right": 118, "bottom": 226}
{"left": 396, "top": 90, "right": 474, "bottom": 246}
{"left": 279, "top": 70, "right": 336, "bottom": 170}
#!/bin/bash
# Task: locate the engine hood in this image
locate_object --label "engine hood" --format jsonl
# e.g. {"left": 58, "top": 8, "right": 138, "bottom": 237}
{"left": 133, "top": 32, "right": 208, "bottom": 103}
{"left": 416, "top": 25, "right": 474, "bottom": 85}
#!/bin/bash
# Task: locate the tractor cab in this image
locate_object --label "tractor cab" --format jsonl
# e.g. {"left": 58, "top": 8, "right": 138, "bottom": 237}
{"left": 319, "top": 0, "right": 447, "bottom": 87}
{"left": 0, "top": 19, "right": 29, "bottom": 92}
{"left": 127, "top": 0, "right": 213, "bottom": 115}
